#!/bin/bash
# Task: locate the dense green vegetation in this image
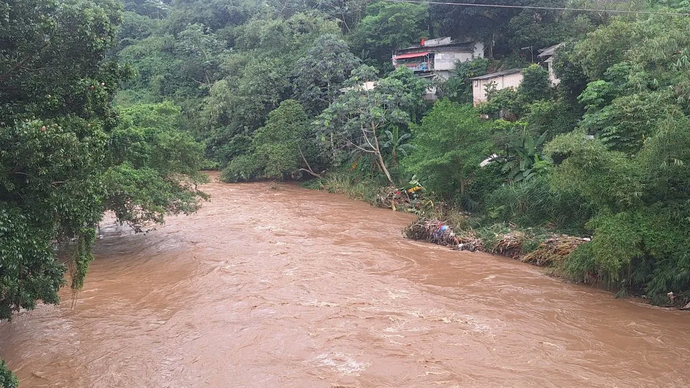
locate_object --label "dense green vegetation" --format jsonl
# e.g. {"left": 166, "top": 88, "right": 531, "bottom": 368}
{"left": 3, "top": 0, "right": 690, "bottom": 384}
{"left": 0, "top": 0, "right": 206, "bottom": 383}
{"left": 105, "top": 0, "right": 690, "bottom": 308}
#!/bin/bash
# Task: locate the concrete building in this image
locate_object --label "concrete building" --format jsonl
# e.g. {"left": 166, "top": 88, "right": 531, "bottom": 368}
{"left": 470, "top": 69, "right": 524, "bottom": 106}
{"left": 392, "top": 37, "right": 485, "bottom": 81}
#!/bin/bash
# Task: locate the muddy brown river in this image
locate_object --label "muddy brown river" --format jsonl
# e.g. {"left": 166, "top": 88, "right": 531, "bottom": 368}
{"left": 1, "top": 175, "right": 689, "bottom": 387}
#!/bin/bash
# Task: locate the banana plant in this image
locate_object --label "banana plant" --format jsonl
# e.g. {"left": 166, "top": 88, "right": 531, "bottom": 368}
{"left": 501, "top": 130, "right": 550, "bottom": 182}
{"left": 382, "top": 126, "right": 415, "bottom": 166}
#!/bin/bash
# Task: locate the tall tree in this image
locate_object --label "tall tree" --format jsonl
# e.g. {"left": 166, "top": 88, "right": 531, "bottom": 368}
{"left": 403, "top": 101, "right": 492, "bottom": 200}
{"left": 174, "top": 23, "right": 229, "bottom": 90}
{"left": 518, "top": 64, "right": 552, "bottom": 103}
{"left": 252, "top": 99, "right": 320, "bottom": 179}
{"left": 349, "top": 1, "right": 429, "bottom": 70}
{"left": 293, "top": 34, "right": 361, "bottom": 116}
{"left": 165, "top": 0, "right": 261, "bottom": 35}
{"left": 1, "top": 0, "right": 124, "bottom": 299}
{"left": 1, "top": 0, "right": 123, "bottom": 383}
{"left": 0, "top": 2, "right": 207, "bottom": 382}
{"left": 104, "top": 102, "right": 208, "bottom": 228}
{"left": 315, "top": 66, "right": 427, "bottom": 183}
{"left": 316, "top": 0, "right": 371, "bottom": 33}
{"left": 430, "top": 0, "right": 546, "bottom": 56}
{"left": 123, "top": 0, "right": 171, "bottom": 18}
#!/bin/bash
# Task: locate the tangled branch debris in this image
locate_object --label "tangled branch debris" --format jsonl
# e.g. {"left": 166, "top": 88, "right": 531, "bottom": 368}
{"left": 403, "top": 217, "right": 483, "bottom": 251}
{"left": 376, "top": 185, "right": 410, "bottom": 210}
{"left": 403, "top": 218, "right": 455, "bottom": 245}
{"left": 490, "top": 231, "right": 525, "bottom": 259}
{"left": 521, "top": 235, "right": 590, "bottom": 267}
{"left": 403, "top": 218, "right": 590, "bottom": 269}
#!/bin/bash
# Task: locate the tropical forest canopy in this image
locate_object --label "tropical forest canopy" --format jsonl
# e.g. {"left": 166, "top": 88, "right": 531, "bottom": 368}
{"left": 3, "top": 0, "right": 690, "bottom": 384}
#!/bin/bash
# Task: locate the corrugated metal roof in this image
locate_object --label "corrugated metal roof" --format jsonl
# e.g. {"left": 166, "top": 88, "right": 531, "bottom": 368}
{"left": 470, "top": 68, "right": 523, "bottom": 80}
{"left": 537, "top": 43, "right": 564, "bottom": 58}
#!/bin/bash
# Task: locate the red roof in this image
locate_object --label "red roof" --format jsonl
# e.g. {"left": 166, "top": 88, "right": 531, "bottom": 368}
{"left": 394, "top": 52, "right": 430, "bottom": 60}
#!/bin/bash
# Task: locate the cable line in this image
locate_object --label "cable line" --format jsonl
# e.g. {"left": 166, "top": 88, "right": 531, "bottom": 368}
{"left": 383, "top": 0, "right": 690, "bottom": 16}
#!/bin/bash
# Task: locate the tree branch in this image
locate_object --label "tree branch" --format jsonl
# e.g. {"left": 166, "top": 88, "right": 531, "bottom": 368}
{"left": 0, "top": 43, "right": 51, "bottom": 84}
{"left": 361, "top": 124, "right": 377, "bottom": 151}
{"left": 298, "top": 145, "right": 321, "bottom": 178}
{"left": 345, "top": 139, "right": 375, "bottom": 154}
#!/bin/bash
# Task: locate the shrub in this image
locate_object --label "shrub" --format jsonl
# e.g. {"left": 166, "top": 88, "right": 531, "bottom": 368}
{"left": 403, "top": 100, "right": 492, "bottom": 205}
{"left": 220, "top": 154, "right": 263, "bottom": 182}
{"left": 485, "top": 177, "right": 592, "bottom": 233}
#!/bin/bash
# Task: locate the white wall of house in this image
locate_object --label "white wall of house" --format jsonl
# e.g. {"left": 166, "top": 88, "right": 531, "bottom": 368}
{"left": 473, "top": 42, "right": 485, "bottom": 58}
{"left": 545, "top": 58, "right": 560, "bottom": 85}
{"left": 472, "top": 72, "right": 524, "bottom": 106}
{"left": 433, "top": 42, "right": 485, "bottom": 71}
{"left": 434, "top": 52, "right": 474, "bottom": 70}
{"left": 537, "top": 43, "right": 563, "bottom": 86}
{"left": 340, "top": 81, "right": 378, "bottom": 93}
{"left": 423, "top": 86, "right": 438, "bottom": 101}
{"left": 423, "top": 37, "right": 452, "bottom": 46}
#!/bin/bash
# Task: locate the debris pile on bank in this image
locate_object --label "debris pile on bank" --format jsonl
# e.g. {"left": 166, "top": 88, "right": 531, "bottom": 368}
{"left": 376, "top": 186, "right": 410, "bottom": 211}
{"left": 403, "top": 218, "right": 457, "bottom": 246}
{"left": 377, "top": 182, "right": 427, "bottom": 212}
{"left": 403, "top": 217, "right": 591, "bottom": 270}
{"left": 455, "top": 234, "right": 484, "bottom": 252}
{"left": 489, "top": 231, "right": 526, "bottom": 259}
{"left": 521, "top": 235, "right": 590, "bottom": 267}
{"left": 403, "top": 217, "right": 484, "bottom": 251}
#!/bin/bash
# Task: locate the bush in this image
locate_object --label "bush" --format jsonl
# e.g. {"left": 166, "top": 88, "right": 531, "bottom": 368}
{"left": 464, "top": 162, "right": 504, "bottom": 212}
{"left": 524, "top": 99, "right": 579, "bottom": 137}
{"left": 518, "top": 64, "right": 552, "bottom": 103}
{"left": 476, "top": 87, "right": 523, "bottom": 119}
{"left": 220, "top": 154, "right": 263, "bottom": 182}
{"left": 0, "top": 360, "right": 17, "bottom": 388}
{"left": 403, "top": 100, "right": 492, "bottom": 205}
{"left": 485, "top": 177, "right": 592, "bottom": 233}
{"left": 436, "top": 58, "right": 491, "bottom": 104}
{"left": 253, "top": 100, "right": 316, "bottom": 180}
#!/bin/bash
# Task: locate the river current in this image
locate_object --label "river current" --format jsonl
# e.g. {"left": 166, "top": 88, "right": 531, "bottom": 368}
{"left": 1, "top": 174, "right": 689, "bottom": 387}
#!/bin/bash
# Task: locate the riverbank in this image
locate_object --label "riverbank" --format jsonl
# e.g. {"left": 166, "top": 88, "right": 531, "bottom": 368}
{"left": 304, "top": 172, "right": 689, "bottom": 309}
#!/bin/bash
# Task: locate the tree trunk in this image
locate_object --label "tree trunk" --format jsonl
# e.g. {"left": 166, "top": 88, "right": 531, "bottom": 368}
{"left": 371, "top": 123, "right": 394, "bottom": 184}
{"left": 377, "top": 151, "right": 394, "bottom": 184}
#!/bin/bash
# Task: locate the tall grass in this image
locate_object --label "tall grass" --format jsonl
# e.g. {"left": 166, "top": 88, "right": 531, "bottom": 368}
{"left": 485, "top": 177, "right": 592, "bottom": 235}
{"left": 303, "top": 171, "right": 385, "bottom": 205}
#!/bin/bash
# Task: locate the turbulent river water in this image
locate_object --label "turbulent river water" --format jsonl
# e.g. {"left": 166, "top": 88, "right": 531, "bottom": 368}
{"left": 1, "top": 174, "right": 689, "bottom": 388}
